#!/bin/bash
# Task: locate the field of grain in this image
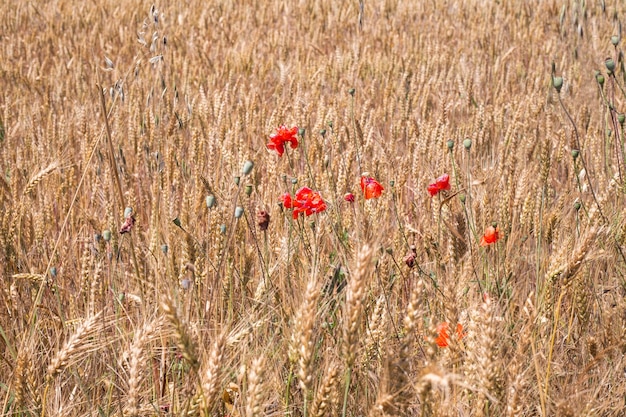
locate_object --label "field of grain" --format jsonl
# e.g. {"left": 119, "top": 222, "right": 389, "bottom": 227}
{"left": 1, "top": 0, "right": 626, "bottom": 416}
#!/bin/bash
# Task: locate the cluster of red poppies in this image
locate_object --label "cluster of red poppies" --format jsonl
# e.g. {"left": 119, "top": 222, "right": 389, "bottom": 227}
{"left": 281, "top": 187, "right": 327, "bottom": 219}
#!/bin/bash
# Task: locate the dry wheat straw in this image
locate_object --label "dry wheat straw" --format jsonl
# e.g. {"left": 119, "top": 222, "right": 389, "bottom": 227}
{"left": 246, "top": 357, "right": 266, "bottom": 417}
{"left": 47, "top": 311, "right": 103, "bottom": 380}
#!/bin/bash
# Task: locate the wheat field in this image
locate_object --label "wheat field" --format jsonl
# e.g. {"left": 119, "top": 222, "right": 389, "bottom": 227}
{"left": 1, "top": 0, "right": 626, "bottom": 416}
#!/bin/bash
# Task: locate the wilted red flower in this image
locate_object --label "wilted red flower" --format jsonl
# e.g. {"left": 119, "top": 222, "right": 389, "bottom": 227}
{"left": 427, "top": 174, "right": 451, "bottom": 197}
{"left": 267, "top": 125, "right": 298, "bottom": 157}
{"left": 360, "top": 176, "right": 384, "bottom": 199}
{"left": 480, "top": 225, "right": 501, "bottom": 247}
{"left": 435, "top": 322, "right": 464, "bottom": 348}
{"left": 344, "top": 193, "right": 355, "bottom": 203}
{"left": 257, "top": 211, "right": 270, "bottom": 231}
{"left": 404, "top": 245, "right": 417, "bottom": 268}
{"left": 281, "top": 187, "right": 327, "bottom": 219}
{"left": 119, "top": 215, "right": 136, "bottom": 234}
{"left": 280, "top": 193, "right": 292, "bottom": 209}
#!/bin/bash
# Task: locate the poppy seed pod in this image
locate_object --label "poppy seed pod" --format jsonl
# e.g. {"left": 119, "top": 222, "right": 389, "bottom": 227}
{"left": 463, "top": 138, "right": 472, "bottom": 150}
{"left": 320, "top": 129, "right": 326, "bottom": 137}
{"left": 173, "top": 217, "right": 182, "bottom": 228}
{"left": 220, "top": 224, "right": 227, "bottom": 234}
{"left": 571, "top": 149, "right": 580, "bottom": 159}
{"left": 161, "top": 244, "right": 168, "bottom": 255}
{"left": 49, "top": 266, "right": 57, "bottom": 277}
{"left": 619, "top": 114, "right": 625, "bottom": 125}
{"left": 446, "top": 139, "right": 454, "bottom": 150}
{"left": 605, "top": 58, "right": 616, "bottom": 73}
{"left": 102, "top": 229, "right": 112, "bottom": 241}
{"left": 298, "top": 127, "right": 305, "bottom": 137}
{"left": 124, "top": 207, "right": 133, "bottom": 219}
{"left": 612, "top": 35, "right": 620, "bottom": 46}
{"left": 242, "top": 160, "right": 254, "bottom": 176}
{"left": 553, "top": 76, "right": 563, "bottom": 93}
{"left": 574, "top": 201, "right": 582, "bottom": 211}
{"left": 234, "top": 176, "right": 240, "bottom": 186}
{"left": 245, "top": 185, "right": 253, "bottom": 196}
{"left": 348, "top": 88, "right": 355, "bottom": 96}
{"left": 206, "top": 195, "right": 216, "bottom": 209}
{"left": 234, "top": 206, "right": 244, "bottom": 219}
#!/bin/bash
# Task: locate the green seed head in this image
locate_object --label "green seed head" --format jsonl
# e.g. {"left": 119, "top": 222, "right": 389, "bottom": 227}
{"left": 574, "top": 201, "right": 581, "bottom": 211}
{"left": 571, "top": 149, "right": 580, "bottom": 159}
{"left": 245, "top": 184, "right": 253, "bottom": 196}
{"left": 596, "top": 73, "right": 605, "bottom": 86}
{"left": 320, "top": 129, "right": 326, "bottom": 137}
{"left": 446, "top": 139, "right": 454, "bottom": 150}
{"left": 103, "top": 229, "right": 112, "bottom": 241}
{"left": 348, "top": 88, "right": 355, "bottom": 96}
{"left": 234, "top": 207, "right": 244, "bottom": 219}
{"left": 206, "top": 195, "right": 216, "bottom": 209}
{"left": 291, "top": 178, "right": 298, "bottom": 185}
{"left": 553, "top": 76, "right": 563, "bottom": 93}
{"left": 298, "top": 127, "right": 305, "bottom": 137}
{"left": 242, "top": 160, "right": 254, "bottom": 176}
{"left": 234, "top": 176, "right": 240, "bottom": 186}
{"left": 612, "top": 35, "right": 620, "bottom": 46}
{"left": 605, "top": 58, "right": 616, "bottom": 73}
{"left": 463, "top": 138, "right": 472, "bottom": 150}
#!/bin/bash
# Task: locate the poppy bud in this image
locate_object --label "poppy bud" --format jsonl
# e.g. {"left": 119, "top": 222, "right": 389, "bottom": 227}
{"left": 389, "top": 180, "right": 395, "bottom": 187}
{"left": 348, "top": 88, "right": 355, "bottom": 96}
{"left": 291, "top": 178, "right": 298, "bottom": 185}
{"left": 242, "top": 160, "right": 254, "bottom": 176}
{"left": 344, "top": 193, "right": 355, "bottom": 202}
{"left": 257, "top": 211, "right": 270, "bottom": 230}
{"left": 94, "top": 233, "right": 101, "bottom": 243}
{"left": 234, "top": 206, "right": 244, "bottom": 219}
{"left": 463, "top": 138, "right": 472, "bottom": 150}
{"left": 172, "top": 217, "right": 182, "bottom": 228}
{"left": 161, "top": 244, "right": 168, "bottom": 254}
{"left": 571, "top": 149, "right": 580, "bottom": 160}
{"left": 220, "top": 224, "right": 227, "bottom": 234}
{"left": 320, "top": 129, "right": 326, "bottom": 137}
{"left": 459, "top": 194, "right": 466, "bottom": 203}
{"left": 574, "top": 201, "right": 581, "bottom": 211}
{"left": 612, "top": 35, "right": 620, "bottom": 46}
{"left": 446, "top": 139, "right": 454, "bottom": 150}
{"left": 619, "top": 114, "right": 625, "bottom": 125}
{"left": 596, "top": 73, "right": 605, "bottom": 86}
{"left": 103, "top": 229, "right": 112, "bottom": 241}
{"left": 328, "top": 121, "right": 333, "bottom": 129}
{"left": 206, "top": 195, "right": 216, "bottom": 209}
{"left": 553, "top": 76, "right": 563, "bottom": 93}
{"left": 245, "top": 185, "right": 253, "bottom": 196}
{"left": 234, "top": 176, "right": 240, "bottom": 186}
{"left": 298, "top": 128, "right": 305, "bottom": 137}
{"left": 606, "top": 57, "right": 616, "bottom": 73}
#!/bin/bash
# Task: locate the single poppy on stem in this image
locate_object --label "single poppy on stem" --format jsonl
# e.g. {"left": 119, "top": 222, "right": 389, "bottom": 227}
{"left": 360, "top": 175, "right": 384, "bottom": 199}
{"left": 480, "top": 224, "right": 501, "bottom": 247}
{"left": 344, "top": 192, "right": 355, "bottom": 203}
{"left": 267, "top": 126, "right": 299, "bottom": 157}
{"left": 427, "top": 174, "right": 451, "bottom": 197}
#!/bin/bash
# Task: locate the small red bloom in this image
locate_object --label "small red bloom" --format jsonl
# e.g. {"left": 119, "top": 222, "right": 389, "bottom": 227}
{"left": 360, "top": 176, "right": 384, "bottom": 199}
{"left": 480, "top": 226, "right": 501, "bottom": 247}
{"left": 280, "top": 193, "right": 292, "bottom": 209}
{"left": 267, "top": 125, "right": 298, "bottom": 157}
{"left": 427, "top": 174, "right": 451, "bottom": 197}
{"left": 435, "top": 322, "right": 464, "bottom": 348}
{"left": 344, "top": 193, "right": 355, "bottom": 203}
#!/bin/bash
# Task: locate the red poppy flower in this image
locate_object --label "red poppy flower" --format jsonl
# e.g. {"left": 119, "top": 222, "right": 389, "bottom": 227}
{"left": 427, "top": 174, "right": 451, "bottom": 197}
{"left": 267, "top": 126, "right": 298, "bottom": 157}
{"left": 360, "top": 176, "right": 384, "bottom": 199}
{"left": 280, "top": 193, "right": 292, "bottom": 209}
{"left": 435, "top": 322, "right": 464, "bottom": 348}
{"left": 344, "top": 193, "right": 355, "bottom": 202}
{"left": 281, "top": 187, "right": 327, "bottom": 219}
{"left": 480, "top": 225, "right": 501, "bottom": 247}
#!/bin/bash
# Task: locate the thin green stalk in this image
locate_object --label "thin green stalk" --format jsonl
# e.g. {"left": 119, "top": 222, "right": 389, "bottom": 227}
{"left": 342, "top": 367, "right": 352, "bottom": 417}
